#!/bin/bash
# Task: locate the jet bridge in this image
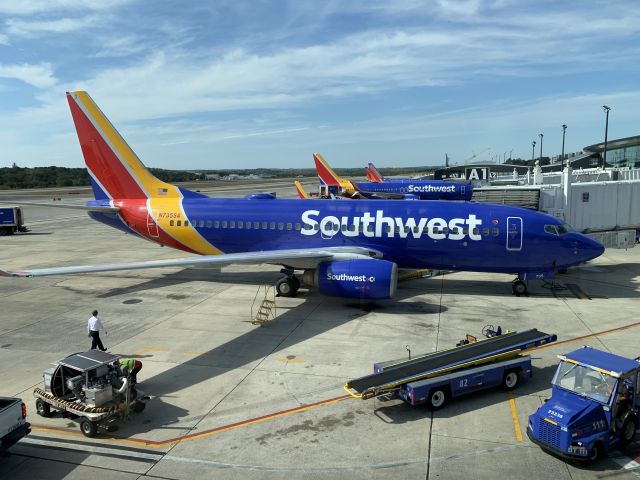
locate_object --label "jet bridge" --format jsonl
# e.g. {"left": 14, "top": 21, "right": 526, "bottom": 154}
{"left": 345, "top": 329, "right": 557, "bottom": 400}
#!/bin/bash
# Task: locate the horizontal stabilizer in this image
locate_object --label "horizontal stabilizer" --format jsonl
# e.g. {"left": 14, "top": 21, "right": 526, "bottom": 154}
{"left": 0, "top": 201, "right": 119, "bottom": 213}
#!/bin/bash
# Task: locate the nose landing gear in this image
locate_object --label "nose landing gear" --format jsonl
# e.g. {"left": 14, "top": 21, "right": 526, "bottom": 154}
{"left": 512, "top": 279, "right": 527, "bottom": 296}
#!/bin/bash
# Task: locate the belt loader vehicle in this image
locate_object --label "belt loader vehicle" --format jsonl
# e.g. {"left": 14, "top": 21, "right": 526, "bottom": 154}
{"left": 527, "top": 346, "right": 639, "bottom": 463}
{"left": 345, "top": 328, "right": 557, "bottom": 409}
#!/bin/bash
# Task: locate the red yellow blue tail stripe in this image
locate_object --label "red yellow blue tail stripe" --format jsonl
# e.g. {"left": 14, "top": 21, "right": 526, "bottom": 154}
{"left": 67, "top": 91, "right": 221, "bottom": 255}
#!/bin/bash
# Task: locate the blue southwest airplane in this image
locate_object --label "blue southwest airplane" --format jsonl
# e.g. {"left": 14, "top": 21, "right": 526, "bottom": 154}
{"left": 0, "top": 92, "right": 604, "bottom": 298}
{"left": 314, "top": 153, "right": 472, "bottom": 201}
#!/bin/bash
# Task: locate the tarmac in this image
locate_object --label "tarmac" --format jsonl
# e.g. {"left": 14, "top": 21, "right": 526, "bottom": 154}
{"left": 1, "top": 180, "right": 639, "bottom": 480}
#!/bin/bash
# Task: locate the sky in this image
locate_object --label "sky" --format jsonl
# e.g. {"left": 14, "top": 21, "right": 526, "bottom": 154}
{"left": 0, "top": 0, "right": 639, "bottom": 170}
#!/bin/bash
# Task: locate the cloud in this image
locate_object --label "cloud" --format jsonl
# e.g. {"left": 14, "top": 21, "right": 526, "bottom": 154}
{"left": 0, "top": 0, "right": 131, "bottom": 15}
{"left": 6, "top": 16, "right": 98, "bottom": 36}
{"left": 0, "top": 62, "right": 57, "bottom": 88}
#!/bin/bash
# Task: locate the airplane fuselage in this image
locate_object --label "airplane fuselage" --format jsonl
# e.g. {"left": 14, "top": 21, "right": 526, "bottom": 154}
{"left": 91, "top": 197, "right": 603, "bottom": 278}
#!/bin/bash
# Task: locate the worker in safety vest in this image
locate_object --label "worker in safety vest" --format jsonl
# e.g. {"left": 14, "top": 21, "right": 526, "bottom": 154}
{"left": 119, "top": 358, "right": 143, "bottom": 384}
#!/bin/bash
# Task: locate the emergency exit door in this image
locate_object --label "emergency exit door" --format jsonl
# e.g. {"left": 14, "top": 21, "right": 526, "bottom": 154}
{"left": 506, "top": 216, "right": 522, "bottom": 251}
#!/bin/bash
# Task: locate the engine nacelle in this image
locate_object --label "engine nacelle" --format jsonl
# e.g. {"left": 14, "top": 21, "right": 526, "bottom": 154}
{"left": 303, "top": 259, "right": 398, "bottom": 299}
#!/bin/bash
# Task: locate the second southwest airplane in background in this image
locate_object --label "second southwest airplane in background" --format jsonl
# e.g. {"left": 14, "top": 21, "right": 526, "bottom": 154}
{"left": 1, "top": 92, "right": 604, "bottom": 298}
{"left": 312, "top": 153, "right": 473, "bottom": 201}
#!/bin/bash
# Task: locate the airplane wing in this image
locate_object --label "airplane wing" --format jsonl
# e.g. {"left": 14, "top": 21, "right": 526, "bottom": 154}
{"left": 0, "top": 246, "right": 382, "bottom": 277}
{"left": 0, "top": 201, "right": 119, "bottom": 213}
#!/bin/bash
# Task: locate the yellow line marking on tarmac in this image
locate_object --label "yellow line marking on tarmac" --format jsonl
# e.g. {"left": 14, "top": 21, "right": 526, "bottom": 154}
{"left": 507, "top": 391, "right": 523, "bottom": 442}
{"left": 532, "top": 320, "right": 640, "bottom": 352}
{"left": 31, "top": 395, "right": 351, "bottom": 448}
{"left": 132, "top": 347, "right": 170, "bottom": 356}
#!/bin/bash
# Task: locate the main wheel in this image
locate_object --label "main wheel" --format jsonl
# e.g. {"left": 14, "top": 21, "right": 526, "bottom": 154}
{"left": 428, "top": 388, "right": 447, "bottom": 410}
{"left": 620, "top": 418, "right": 637, "bottom": 447}
{"left": 35, "top": 398, "right": 51, "bottom": 417}
{"left": 512, "top": 280, "right": 527, "bottom": 296}
{"left": 503, "top": 370, "right": 520, "bottom": 390}
{"left": 80, "top": 419, "right": 97, "bottom": 438}
{"left": 276, "top": 277, "right": 296, "bottom": 297}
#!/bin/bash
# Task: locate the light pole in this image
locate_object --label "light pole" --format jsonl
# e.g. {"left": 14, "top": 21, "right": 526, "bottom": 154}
{"left": 503, "top": 151, "right": 507, "bottom": 163}
{"left": 602, "top": 105, "right": 611, "bottom": 168}
{"left": 539, "top": 133, "right": 543, "bottom": 162}
{"left": 531, "top": 141, "right": 536, "bottom": 161}
{"left": 561, "top": 124, "right": 567, "bottom": 170}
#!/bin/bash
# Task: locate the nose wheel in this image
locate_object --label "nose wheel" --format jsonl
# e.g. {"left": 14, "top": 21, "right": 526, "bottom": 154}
{"left": 512, "top": 279, "right": 527, "bottom": 296}
{"left": 276, "top": 275, "right": 300, "bottom": 297}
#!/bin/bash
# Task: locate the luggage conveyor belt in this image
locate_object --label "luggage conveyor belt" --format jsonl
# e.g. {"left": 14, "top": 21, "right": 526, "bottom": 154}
{"left": 346, "top": 329, "right": 557, "bottom": 398}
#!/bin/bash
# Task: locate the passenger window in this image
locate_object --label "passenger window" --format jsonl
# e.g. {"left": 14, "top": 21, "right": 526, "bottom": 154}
{"left": 245, "top": 222, "right": 251, "bottom": 230}
{"left": 451, "top": 228, "right": 459, "bottom": 235}
{"left": 199, "top": 220, "right": 205, "bottom": 228}
{"left": 270, "top": 222, "right": 275, "bottom": 230}
{"left": 212, "top": 221, "right": 217, "bottom": 228}
{"left": 472, "top": 228, "right": 479, "bottom": 236}
{"left": 254, "top": 222, "right": 259, "bottom": 229}
{"left": 333, "top": 223, "right": 339, "bottom": 232}
{"left": 367, "top": 225, "right": 373, "bottom": 233}
{"left": 395, "top": 226, "right": 401, "bottom": 233}
{"left": 404, "top": 227, "right": 410, "bottom": 234}
{"left": 413, "top": 226, "right": 419, "bottom": 233}
{"left": 170, "top": 220, "right": 174, "bottom": 226}
{"left": 184, "top": 220, "right": 189, "bottom": 227}
{"left": 238, "top": 221, "right": 243, "bottom": 229}
{"left": 177, "top": 220, "right": 182, "bottom": 227}
{"left": 221, "top": 221, "right": 227, "bottom": 228}
{"left": 443, "top": 227, "right": 449, "bottom": 234}
{"left": 314, "top": 224, "right": 320, "bottom": 231}
{"left": 229, "top": 221, "right": 235, "bottom": 228}
{"left": 341, "top": 224, "right": 347, "bottom": 232}
{"left": 492, "top": 227, "right": 499, "bottom": 236}
{"left": 278, "top": 223, "right": 284, "bottom": 230}
{"left": 385, "top": 225, "right": 391, "bottom": 233}
{"left": 463, "top": 228, "right": 469, "bottom": 235}
{"left": 261, "top": 222, "right": 267, "bottom": 229}
{"left": 287, "top": 223, "right": 292, "bottom": 230}
{"left": 482, "top": 227, "right": 489, "bottom": 236}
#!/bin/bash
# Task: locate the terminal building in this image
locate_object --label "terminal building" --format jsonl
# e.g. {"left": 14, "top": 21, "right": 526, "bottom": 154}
{"left": 429, "top": 134, "right": 640, "bottom": 249}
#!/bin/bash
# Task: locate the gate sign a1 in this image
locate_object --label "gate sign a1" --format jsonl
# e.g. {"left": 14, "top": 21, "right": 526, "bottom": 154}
{"left": 465, "top": 167, "right": 489, "bottom": 181}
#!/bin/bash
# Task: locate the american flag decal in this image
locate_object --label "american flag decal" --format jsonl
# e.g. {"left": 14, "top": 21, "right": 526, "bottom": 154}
{"left": 158, "top": 188, "right": 168, "bottom": 195}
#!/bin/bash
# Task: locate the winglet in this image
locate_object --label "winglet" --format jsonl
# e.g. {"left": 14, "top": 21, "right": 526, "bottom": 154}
{"left": 0, "top": 269, "right": 29, "bottom": 277}
{"left": 294, "top": 180, "right": 310, "bottom": 199}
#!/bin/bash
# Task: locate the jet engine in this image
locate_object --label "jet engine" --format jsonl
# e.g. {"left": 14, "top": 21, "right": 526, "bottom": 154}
{"left": 303, "top": 259, "right": 398, "bottom": 299}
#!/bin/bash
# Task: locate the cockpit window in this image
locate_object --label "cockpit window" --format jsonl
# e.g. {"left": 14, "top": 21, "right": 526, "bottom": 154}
{"left": 545, "top": 223, "right": 574, "bottom": 236}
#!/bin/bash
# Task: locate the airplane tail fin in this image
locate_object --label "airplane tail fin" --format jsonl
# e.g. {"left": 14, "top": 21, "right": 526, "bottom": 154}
{"left": 294, "top": 180, "right": 310, "bottom": 199}
{"left": 313, "top": 153, "right": 343, "bottom": 187}
{"left": 367, "top": 163, "right": 385, "bottom": 183}
{"left": 66, "top": 91, "right": 201, "bottom": 201}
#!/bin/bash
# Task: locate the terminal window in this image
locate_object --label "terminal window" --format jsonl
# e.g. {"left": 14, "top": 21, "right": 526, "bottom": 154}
{"left": 582, "top": 192, "right": 590, "bottom": 202}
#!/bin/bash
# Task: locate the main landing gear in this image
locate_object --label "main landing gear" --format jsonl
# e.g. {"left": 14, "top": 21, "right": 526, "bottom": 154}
{"left": 512, "top": 279, "right": 527, "bottom": 296}
{"left": 276, "top": 271, "right": 300, "bottom": 297}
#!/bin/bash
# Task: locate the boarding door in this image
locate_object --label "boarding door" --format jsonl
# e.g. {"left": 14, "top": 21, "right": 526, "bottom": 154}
{"left": 506, "top": 217, "right": 522, "bottom": 251}
{"left": 147, "top": 210, "right": 160, "bottom": 238}
{"left": 461, "top": 185, "right": 466, "bottom": 197}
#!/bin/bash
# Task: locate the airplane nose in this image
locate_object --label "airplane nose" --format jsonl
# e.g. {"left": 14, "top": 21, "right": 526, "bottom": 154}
{"left": 579, "top": 234, "right": 605, "bottom": 262}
